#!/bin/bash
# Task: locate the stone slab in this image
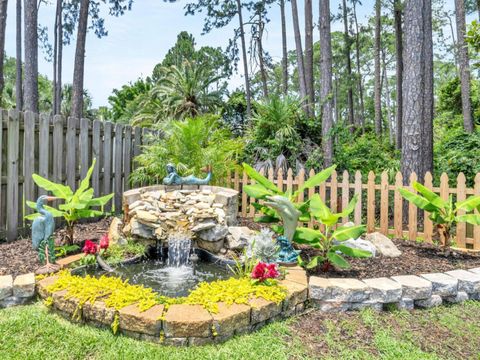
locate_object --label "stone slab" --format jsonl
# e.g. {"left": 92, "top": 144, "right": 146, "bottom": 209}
{"left": 0, "top": 275, "right": 13, "bottom": 300}
{"left": 83, "top": 300, "right": 116, "bottom": 325}
{"left": 349, "top": 300, "right": 383, "bottom": 311}
{"left": 212, "top": 302, "right": 250, "bottom": 336}
{"left": 119, "top": 304, "right": 164, "bottom": 335}
{"left": 285, "top": 268, "right": 308, "bottom": 286}
{"left": 36, "top": 275, "right": 59, "bottom": 298}
{"left": 391, "top": 275, "right": 432, "bottom": 300}
{"left": 415, "top": 295, "right": 442, "bottom": 309}
{"left": 309, "top": 277, "right": 333, "bottom": 300}
{"left": 52, "top": 290, "right": 81, "bottom": 317}
{"left": 279, "top": 279, "right": 308, "bottom": 307}
{"left": 445, "top": 269, "right": 480, "bottom": 294}
{"left": 164, "top": 304, "right": 212, "bottom": 338}
{"left": 249, "top": 297, "right": 282, "bottom": 324}
{"left": 312, "top": 300, "right": 351, "bottom": 312}
{"left": 57, "top": 253, "right": 85, "bottom": 268}
{"left": 13, "top": 273, "right": 36, "bottom": 298}
{"left": 362, "top": 277, "right": 402, "bottom": 303}
{"left": 395, "top": 297, "right": 414, "bottom": 310}
{"left": 468, "top": 267, "right": 480, "bottom": 275}
{"left": 444, "top": 291, "right": 469, "bottom": 304}
{"left": 322, "top": 278, "right": 370, "bottom": 302}
{"left": 420, "top": 273, "right": 458, "bottom": 297}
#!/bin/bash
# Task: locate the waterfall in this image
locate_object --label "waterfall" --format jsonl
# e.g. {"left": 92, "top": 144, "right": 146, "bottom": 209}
{"left": 167, "top": 235, "right": 192, "bottom": 267}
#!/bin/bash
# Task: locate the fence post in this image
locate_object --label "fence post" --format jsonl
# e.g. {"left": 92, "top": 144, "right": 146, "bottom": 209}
{"left": 23, "top": 111, "right": 36, "bottom": 218}
{"left": 114, "top": 123, "right": 124, "bottom": 213}
{"left": 456, "top": 172, "right": 466, "bottom": 248}
{"left": 474, "top": 173, "right": 480, "bottom": 250}
{"left": 66, "top": 117, "right": 78, "bottom": 190}
{"left": 380, "top": 171, "right": 389, "bottom": 235}
{"left": 79, "top": 118, "right": 90, "bottom": 180}
{"left": 92, "top": 120, "right": 101, "bottom": 197}
{"left": 394, "top": 172, "right": 403, "bottom": 239}
{"left": 367, "top": 171, "right": 375, "bottom": 232}
{"left": 6, "top": 110, "right": 19, "bottom": 240}
{"left": 354, "top": 171, "right": 362, "bottom": 225}
{"left": 342, "top": 170, "right": 349, "bottom": 224}
{"left": 423, "top": 172, "right": 434, "bottom": 243}
{"left": 330, "top": 170, "right": 338, "bottom": 214}
{"left": 408, "top": 172, "right": 418, "bottom": 241}
{"left": 103, "top": 122, "right": 113, "bottom": 212}
{"left": 297, "top": 168, "right": 305, "bottom": 203}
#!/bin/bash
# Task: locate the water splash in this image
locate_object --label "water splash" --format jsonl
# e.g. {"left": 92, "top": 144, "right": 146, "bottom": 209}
{"left": 167, "top": 235, "right": 192, "bottom": 267}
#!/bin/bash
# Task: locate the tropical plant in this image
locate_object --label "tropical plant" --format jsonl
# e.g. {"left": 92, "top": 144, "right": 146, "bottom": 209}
{"left": 131, "top": 114, "right": 243, "bottom": 185}
{"left": 241, "top": 162, "right": 336, "bottom": 234}
{"left": 132, "top": 60, "right": 225, "bottom": 126}
{"left": 26, "top": 159, "right": 114, "bottom": 245}
{"left": 399, "top": 181, "right": 480, "bottom": 248}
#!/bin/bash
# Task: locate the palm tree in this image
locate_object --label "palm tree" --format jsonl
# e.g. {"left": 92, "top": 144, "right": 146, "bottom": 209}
{"left": 133, "top": 60, "right": 224, "bottom": 126}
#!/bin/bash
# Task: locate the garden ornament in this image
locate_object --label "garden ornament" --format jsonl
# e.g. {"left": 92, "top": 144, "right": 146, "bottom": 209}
{"left": 162, "top": 163, "right": 212, "bottom": 186}
{"left": 264, "top": 195, "right": 301, "bottom": 263}
{"left": 32, "top": 195, "right": 61, "bottom": 273}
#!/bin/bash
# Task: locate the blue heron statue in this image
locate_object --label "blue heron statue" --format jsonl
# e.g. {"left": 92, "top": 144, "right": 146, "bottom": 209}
{"left": 32, "top": 195, "right": 60, "bottom": 273}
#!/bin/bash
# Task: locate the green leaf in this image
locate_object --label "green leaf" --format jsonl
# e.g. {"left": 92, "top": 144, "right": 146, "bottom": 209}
{"left": 254, "top": 215, "right": 280, "bottom": 223}
{"left": 310, "top": 194, "right": 332, "bottom": 220}
{"left": 32, "top": 174, "right": 73, "bottom": 199}
{"left": 332, "top": 225, "right": 366, "bottom": 241}
{"left": 242, "top": 163, "right": 280, "bottom": 194}
{"left": 251, "top": 202, "right": 279, "bottom": 218}
{"left": 89, "top": 193, "right": 114, "bottom": 207}
{"left": 243, "top": 184, "right": 274, "bottom": 200}
{"left": 306, "top": 256, "right": 324, "bottom": 269}
{"left": 75, "top": 159, "right": 96, "bottom": 198}
{"left": 456, "top": 214, "right": 480, "bottom": 225}
{"left": 456, "top": 195, "right": 480, "bottom": 212}
{"left": 398, "top": 188, "right": 439, "bottom": 212}
{"left": 327, "top": 251, "right": 350, "bottom": 268}
{"left": 339, "top": 194, "right": 358, "bottom": 217}
{"left": 294, "top": 227, "right": 323, "bottom": 243}
{"left": 331, "top": 244, "right": 372, "bottom": 258}
{"left": 413, "top": 182, "right": 446, "bottom": 208}
{"left": 293, "top": 165, "right": 336, "bottom": 199}
{"left": 24, "top": 205, "right": 63, "bottom": 221}
{"left": 271, "top": 225, "right": 284, "bottom": 235}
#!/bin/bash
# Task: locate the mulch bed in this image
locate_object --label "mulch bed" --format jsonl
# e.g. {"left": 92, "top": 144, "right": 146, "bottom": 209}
{"left": 0, "top": 217, "right": 112, "bottom": 278}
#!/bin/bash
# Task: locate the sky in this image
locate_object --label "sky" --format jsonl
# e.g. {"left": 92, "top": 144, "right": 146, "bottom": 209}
{"left": 2, "top": 0, "right": 456, "bottom": 108}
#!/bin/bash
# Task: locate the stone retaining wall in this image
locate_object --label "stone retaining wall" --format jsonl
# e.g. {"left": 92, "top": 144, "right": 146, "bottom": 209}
{"left": 36, "top": 267, "right": 308, "bottom": 346}
{"left": 0, "top": 273, "right": 36, "bottom": 308}
{"left": 309, "top": 267, "right": 480, "bottom": 311}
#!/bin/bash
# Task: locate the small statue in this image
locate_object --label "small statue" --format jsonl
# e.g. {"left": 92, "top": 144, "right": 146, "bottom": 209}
{"left": 32, "top": 195, "right": 60, "bottom": 273}
{"left": 264, "top": 195, "right": 301, "bottom": 264}
{"left": 162, "top": 163, "right": 212, "bottom": 186}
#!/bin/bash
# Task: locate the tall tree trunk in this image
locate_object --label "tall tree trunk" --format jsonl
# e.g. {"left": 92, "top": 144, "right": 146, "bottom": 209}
{"left": 53, "top": 0, "right": 62, "bottom": 115}
{"left": 304, "top": 0, "right": 314, "bottom": 116}
{"left": 341, "top": 0, "right": 354, "bottom": 129}
{"left": 477, "top": 0, "right": 480, "bottom": 21}
{"left": 15, "top": 0, "right": 22, "bottom": 110}
{"left": 291, "top": 0, "right": 307, "bottom": 107}
{"left": 423, "top": 0, "right": 433, "bottom": 175}
{"left": 236, "top": 0, "right": 252, "bottom": 119}
{"left": 402, "top": 0, "right": 433, "bottom": 181}
{"left": 352, "top": 0, "right": 365, "bottom": 127}
{"left": 394, "top": 0, "right": 402, "bottom": 150}
{"left": 446, "top": 11, "right": 458, "bottom": 68}
{"left": 71, "top": 0, "right": 90, "bottom": 119}
{"left": 455, "top": 0, "right": 474, "bottom": 133}
{"left": 280, "top": 0, "right": 288, "bottom": 95}
{"left": 0, "top": 0, "right": 8, "bottom": 105}
{"left": 383, "top": 49, "right": 394, "bottom": 145}
{"left": 23, "top": 0, "right": 38, "bottom": 112}
{"left": 374, "top": 0, "right": 382, "bottom": 135}
{"left": 319, "top": 0, "right": 333, "bottom": 167}
{"left": 257, "top": 13, "right": 268, "bottom": 98}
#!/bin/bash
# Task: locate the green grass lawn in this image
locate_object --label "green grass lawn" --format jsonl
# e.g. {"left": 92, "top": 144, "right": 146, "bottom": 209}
{"left": 1, "top": 301, "right": 480, "bottom": 360}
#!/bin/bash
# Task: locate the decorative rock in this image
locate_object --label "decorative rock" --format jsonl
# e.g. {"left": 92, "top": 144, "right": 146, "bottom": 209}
{"left": 119, "top": 304, "right": 164, "bottom": 335}
{"left": 349, "top": 300, "right": 383, "bottom": 311}
{"left": 197, "top": 225, "right": 228, "bottom": 242}
{"left": 0, "top": 275, "right": 13, "bottom": 300}
{"left": 52, "top": 290, "right": 81, "bottom": 316}
{"left": 444, "top": 291, "right": 469, "bottom": 304}
{"left": 309, "top": 277, "right": 370, "bottom": 302}
{"left": 340, "top": 238, "right": 377, "bottom": 257}
{"left": 391, "top": 275, "right": 432, "bottom": 300}
{"left": 312, "top": 300, "right": 351, "bottom": 312}
{"left": 365, "top": 232, "right": 402, "bottom": 257}
{"left": 420, "top": 273, "right": 458, "bottom": 297}
{"left": 108, "top": 217, "right": 126, "bottom": 246}
{"left": 362, "top": 277, "right": 402, "bottom": 303}
{"left": 415, "top": 295, "right": 442, "bottom": 309}
{"left": 194, "top": 202, "right": 211, "bottom": 210}
{"left": 83, "top": 300, "right": 116, "bottom": 325}
{"left": 130, "top": 219, "right": 154, "bottom": 238}
{"left": 395, "top": 297, "right": 414, "bottom": 310}
{"left": 191, "top": 222, "right": 216, "bottom": 233}
{"left": 285, "top": 267, "right": 308, "bottom": 285}
{"left": 164, "top": 304, "right": 213, "bottom": 338}
{"left": 13, "top": 273, "right": 35, "bottom": 298}
{"left": 469, "top": 267, "right": 480, "bottom": 275}
{"left": 279, "top": 279, "right": 308, "bottom": 307}
{"left": 136, "top": 210, "right": 159, "bottom": 224}
{"left": 226, "top": 226, "right": 254, "bottom": 250}
{"left": 36, "top": 275, "right": 59, "bottom": 298}
{"left": 212, "top": 302, "right": 251, "bottom": 336}
{"left": 309, "top": 277, "right": 333, "bottom": 300}
{"left": 445, "top": 269, "right": 480, "bottom": 294}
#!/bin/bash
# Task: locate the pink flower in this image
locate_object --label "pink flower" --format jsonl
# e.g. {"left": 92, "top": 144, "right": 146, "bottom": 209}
{"left": 251, "top": 262, "right": 280, "bottom": 282}
{"left": 99, "top": 234, "right": 109, "bottom": 250}
{"left": 83, "top": 240, "right": 98, "bottom": 255}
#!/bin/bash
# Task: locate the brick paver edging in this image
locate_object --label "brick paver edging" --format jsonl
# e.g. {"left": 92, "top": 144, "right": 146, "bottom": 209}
{"left": 309, "top": 267, "right": 480, "bottom": 312}
{"left": 36, "top": 267, "right": 308, "bottom": 346}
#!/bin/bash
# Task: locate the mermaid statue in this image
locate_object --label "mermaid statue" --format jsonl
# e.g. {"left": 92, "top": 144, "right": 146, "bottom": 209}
{"left": 162, "top": 163, "right": 212, "bottom": 186}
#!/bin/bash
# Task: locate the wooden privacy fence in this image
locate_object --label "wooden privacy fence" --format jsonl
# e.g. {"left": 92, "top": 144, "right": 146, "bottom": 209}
{"left": 226, "top": 168, "right": 480, "bottom": 251}
{"left": 0, "top": 109, "right": 157, "bottom": 241}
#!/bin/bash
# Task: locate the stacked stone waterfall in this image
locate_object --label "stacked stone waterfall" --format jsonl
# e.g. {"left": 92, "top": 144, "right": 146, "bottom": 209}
{"left": 121, "top": 185, "right": 239, "bottom": 255}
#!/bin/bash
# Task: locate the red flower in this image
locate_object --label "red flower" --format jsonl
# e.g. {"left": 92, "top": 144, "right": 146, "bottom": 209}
{"left": 251, "top": 262, "right": 280, "bottom": 282}
{"left": 99, "top": 234, "right": 109, "bottom": 250}
{"left": 83, "top": 240, "right": 98, "bottom": 255}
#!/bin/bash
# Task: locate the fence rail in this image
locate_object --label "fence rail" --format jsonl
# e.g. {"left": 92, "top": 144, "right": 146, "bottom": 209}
{"left": 226, "top": 168, "right": 480, "bottom": 251}
{"left": 0, "top": 109, "right": 157, "bottom": 241}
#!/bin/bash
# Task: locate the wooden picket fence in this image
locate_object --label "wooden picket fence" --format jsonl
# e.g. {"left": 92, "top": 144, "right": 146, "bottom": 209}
{"left": 0, "top": 109, "right": 158, "bottom": 241}
{"left": 226, "top": 168, "right": 480, "bottom": 251}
